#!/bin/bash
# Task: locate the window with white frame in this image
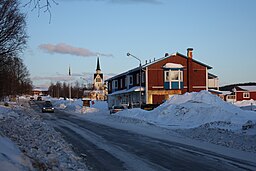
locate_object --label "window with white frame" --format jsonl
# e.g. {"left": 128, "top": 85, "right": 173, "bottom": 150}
{"left": 164, "top": 71, "right": 169, "bottom": 82}
{"left": 112, "top": 80, "right": 118, "bottom": 89}
{"left": 164, "top": 69, "right": 183, "bottom": 89}
{"left": 128, "top": 75, "right": 133, "bottom": 85}
{"left": 170, "top": 70, "right": 180, "bottom": 81}
{"left": 243, "top": 92, "right": 250, "bottom": 98}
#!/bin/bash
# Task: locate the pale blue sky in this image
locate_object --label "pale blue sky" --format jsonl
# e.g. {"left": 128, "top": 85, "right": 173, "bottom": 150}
{"left": 22, "top": 0, "right": 256, "bottom": 88}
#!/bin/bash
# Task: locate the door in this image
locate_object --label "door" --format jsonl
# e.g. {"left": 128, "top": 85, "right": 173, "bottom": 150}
{"left": 152, "top": 95, "right": 165, "bottom": 104}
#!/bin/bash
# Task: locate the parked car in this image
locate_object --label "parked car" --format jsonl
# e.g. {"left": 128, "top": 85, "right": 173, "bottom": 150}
{"left": 37, "top": 96, "right": 42, "bottom": 101}
{"left": 110, "top": 105, "right": 125, "bottom": 114}
{"left": 42, "top": 101, "right": 54, "bottom": 113}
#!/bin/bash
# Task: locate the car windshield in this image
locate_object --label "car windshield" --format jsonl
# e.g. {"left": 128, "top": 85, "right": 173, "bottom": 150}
{"left": 114, "top": 106, "right": 124, "bottom": 109}
{"left": 44, "top": 103, "right": 52, "bottom": 107}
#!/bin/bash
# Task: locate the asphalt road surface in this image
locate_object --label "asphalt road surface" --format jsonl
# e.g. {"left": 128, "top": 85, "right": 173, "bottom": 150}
{"left": 31, "top": 101, "right": 256, "bottom": 171}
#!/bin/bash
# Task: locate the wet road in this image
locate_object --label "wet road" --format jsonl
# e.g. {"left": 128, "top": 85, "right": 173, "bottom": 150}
{"left": 31, "top": 102, "right": 256, "bottom": 171}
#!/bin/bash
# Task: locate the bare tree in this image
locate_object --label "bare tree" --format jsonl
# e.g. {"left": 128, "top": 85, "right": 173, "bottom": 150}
{"left": 0, "top": 0, "right": 27, "bottom": 58}
{"left": 0, "top": 56, "right": 32, "bottom": 98}
{"left": 0, "top": 0, "right": 32, "bottom": 99}
{"left": 25, "top": 0, "right": 58, "bottom": 22}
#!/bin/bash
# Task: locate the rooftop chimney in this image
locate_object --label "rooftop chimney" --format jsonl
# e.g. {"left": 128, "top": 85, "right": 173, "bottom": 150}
{"left": 187, "top": 48, "right": 193, "bottom": 58}
{"left": 187, "top": 48, "right": 193, "bottom": 92}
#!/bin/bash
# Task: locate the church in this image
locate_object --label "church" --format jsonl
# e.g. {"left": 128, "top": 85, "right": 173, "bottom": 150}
{"left": 93, "top": 57, "right": 104, "bottom": 90}
{"left": 90, "top": 57, "right": 107, "bottom": 100}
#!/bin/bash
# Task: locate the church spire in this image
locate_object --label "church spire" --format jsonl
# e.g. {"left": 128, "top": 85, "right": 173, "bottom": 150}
{"left": 96, "top": 57, "right": 101, "bottom": 71}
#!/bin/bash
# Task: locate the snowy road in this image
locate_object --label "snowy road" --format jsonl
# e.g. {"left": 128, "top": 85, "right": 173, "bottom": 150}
{"left": 30, "top": 108, "right": 255, "bottom": 171}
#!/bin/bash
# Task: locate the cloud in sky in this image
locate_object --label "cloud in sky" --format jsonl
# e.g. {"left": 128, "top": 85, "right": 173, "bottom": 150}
{"left": 32, "top": 75, "right": 75, "bottom": 82}
{"left": 39, "top": 43, "right": 113, "bottom": 57}
{"left": 32, "top": 72, "right": 116, "bottom": 88}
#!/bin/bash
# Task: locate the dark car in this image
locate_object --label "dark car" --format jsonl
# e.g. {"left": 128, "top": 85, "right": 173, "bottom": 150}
{"left": 42, "top": 101, "right": 54, "bottom": 113}
{"left": 37, "top": 96, "right": 42, "bottom": 101}
{"left": 110, "top": 105, "right": 125, "bottom": 114}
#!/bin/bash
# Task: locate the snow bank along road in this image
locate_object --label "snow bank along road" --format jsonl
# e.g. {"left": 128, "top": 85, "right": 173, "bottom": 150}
{"left": 32, "top": 102, "right": 256, "bottom": 171}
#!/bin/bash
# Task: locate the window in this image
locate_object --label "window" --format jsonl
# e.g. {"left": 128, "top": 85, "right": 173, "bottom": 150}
{"left": 170, "top": 71, "right": 179, "bottom": 81}
{"left": 120, "top": 79, "right": 123, "bottom": 88}
{"left": 96, "top": 78, "right": 101, "bottom": 82}
{"left": 164, "top": 71, "right": 169, "bottom": 82}
{"left": 164, "top": 69, "right": 183, "bottom": 90}
{"left": 108, "top": 82, "right": 111, "bottom": 91}
{"left": 243, "top": 92, "right": 250, "bottom": 98}
{"left": 136, "top": 73, "right": 140, "bottom": 84}
{"left": 128, "top": 75, "right": 133, "bottom": 85}
{"left": 164, "top": 70, "right": 183, "bottom": 82}
{"left": 141, "top": 72, "right": 145, "bottom": 83}
{"left": 112, "top": 80, "right": 118, "bottom": 90}
{"left": 115, "top": 80, "right": 118, "bottom": 88}
{"left": 125, "top": 77, "right": 127, "bottom": 87}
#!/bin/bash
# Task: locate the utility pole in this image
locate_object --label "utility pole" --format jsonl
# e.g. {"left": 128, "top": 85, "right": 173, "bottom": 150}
{"left": 69, "top": 65, "right": 72, "bottom": 104}
{"left": 127, "top": 53, "right": 142, "bottom": 108}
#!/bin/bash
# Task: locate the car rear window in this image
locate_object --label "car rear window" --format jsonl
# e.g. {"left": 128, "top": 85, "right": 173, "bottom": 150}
{"left": 114, "top": 106, "right": 124, "bottom": 109}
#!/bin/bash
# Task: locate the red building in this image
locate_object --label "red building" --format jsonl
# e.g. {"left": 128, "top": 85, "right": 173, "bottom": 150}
{"left": 235, "top": 86, "right": 256, "bottom": 101}
{"left": 106, "top": 48, "right": 218, "bottom": 108}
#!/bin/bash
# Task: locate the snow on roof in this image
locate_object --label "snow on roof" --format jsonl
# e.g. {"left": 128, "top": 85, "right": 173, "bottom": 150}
{"left": 109, "top": 86, "right": 145, "bottom": 96}
{"left": 208, "top": 89, "right": 222, "bottom": 94}
{"left": 32, "top": 88, "right": 48, "bottom": 92}
{"left": 221, "top": 91, "right": 233, "bottom": 95}
{"left": 237, "top": 86, "right": 256, "bottom": 91}
{"left": 163, "top": 63, "right": 183, "bottom": 69}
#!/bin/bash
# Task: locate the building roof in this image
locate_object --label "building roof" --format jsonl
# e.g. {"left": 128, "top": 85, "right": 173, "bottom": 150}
{"left": 96, "top": 57, "right": 101, "bottom": 71}
{"left": 106, "top": 51, "right": 213, "bottom": 81}
{"left": 236, "top": 86, "right": 256, "bottom": 91}
{"left": 108, "top": 86, "right": 145, "bottom": 96}
{"left": 208, "top": 89, "right": 223, "bottom": 94}
{"left": 32, "top": 88, "right": 48, "bottom": 92}
{"left": 208, "top": 73, "right": 218, "bottom": 78}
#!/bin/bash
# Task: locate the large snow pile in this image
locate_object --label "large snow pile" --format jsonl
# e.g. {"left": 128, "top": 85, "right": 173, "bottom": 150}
{"left": 235, "top": 99, "right": 256, "bottom": 111}
{"left": 115, "top": 91, "right": 256, "bottom": 153}
{"left": 0, "top": 135, "right": 33, "bottom": 171}
{"left": 52, "top": 99, "right": 107, "bottom": 114}
{"left": 118, "top": 91, "right": 256, "bottom": 130}
{"left": 0, "top": 102, "right": 88, "bottom": 170}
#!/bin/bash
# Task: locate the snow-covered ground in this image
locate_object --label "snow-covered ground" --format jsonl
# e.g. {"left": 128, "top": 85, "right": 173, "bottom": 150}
{"left": 52, "top": 91, "right": 256, "bottom": 154}
{"left": 0, "top": 91, "right": 256, "bottom": 170}
{"left": 0, "top": 100, "right": 88, "bottom": 171}
{"left": 235, "top": 99, "right": 256, "bottom": 111}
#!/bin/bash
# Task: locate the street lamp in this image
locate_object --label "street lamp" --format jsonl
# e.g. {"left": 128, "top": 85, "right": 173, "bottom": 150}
{"left": 127, "top": 52, "right": 142, "bottom": 108}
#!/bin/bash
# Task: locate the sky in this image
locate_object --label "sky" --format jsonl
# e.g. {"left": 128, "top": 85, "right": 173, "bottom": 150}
{"left": 21, "top": 0, "right": 256, "bottom": 88}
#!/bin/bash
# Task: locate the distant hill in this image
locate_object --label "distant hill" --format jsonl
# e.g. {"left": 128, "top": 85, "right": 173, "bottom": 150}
{"left": 220, "top": 82, "right": 256, "bottom": 91}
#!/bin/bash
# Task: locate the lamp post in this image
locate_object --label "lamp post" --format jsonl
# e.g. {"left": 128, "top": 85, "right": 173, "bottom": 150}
{"left": 69, "top": 65, "right": 72, "bottom": 104}
{"left": 127, "top": 53, "right": 142, "bottom": 108}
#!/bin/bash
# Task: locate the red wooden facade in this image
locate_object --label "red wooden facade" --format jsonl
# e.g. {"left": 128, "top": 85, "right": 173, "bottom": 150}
{"left": 235, "top": 86, "right": 256, "bottom": 101}
{"left": 147, "top": 53, "right": 210, "bottom": 93}
{"left": 106, "top": 48, "right": 215, "bottom": 107}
